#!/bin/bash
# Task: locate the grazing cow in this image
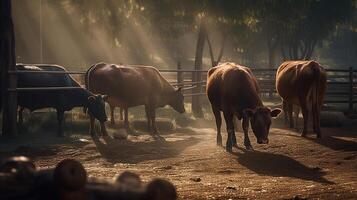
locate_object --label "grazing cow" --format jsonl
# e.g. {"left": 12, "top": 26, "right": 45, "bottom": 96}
{"left": 85, "top": 62, "right": 185, "bottom": 135}
{"left": 276, "top": 60, "right": 327, "bottom": 138}
{"left": 16, "top": 64, "right": 108, "bottom": 136}
{"left": 207, "top": 62, "right": 281, "bottom": 152}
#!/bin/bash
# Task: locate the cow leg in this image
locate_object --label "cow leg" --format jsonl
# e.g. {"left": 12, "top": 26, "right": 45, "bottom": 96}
{"left": 211, "top": 105, "right": 222, "bottom": 147}
{"left": 223, "top": 111, "right": 235, "bottom": 153}
{"left": 299, "top": 99, "right": 309, "bottom": 137}
{"left": 100, "top": 121, "right": 108, "bottom": 137}
{"left": 110, "top": 105, "right": 115, "bottom": 125}
{"left": 119, "top": 107, "right": 124, "bottom": 121}
{"left": 57, "top": 110, "right": 65, "bottom": 137}
{"left": 287, "top": 103, "right": 294, "bottom": 128}
{"left": 312, "top": 103, "right": 322, "bottom": 138}
{"left": 242, "top": 114, "right": 253, "bottom": 151}
{"left": 145, "top": 105, "right": 152, "bottom": 132}
{"left": 124, "top": 107, "right": 129, "bottom": 130}
{"left": 89, "top": 114, "right": 96, "bottom": 136}
{"left": 294, "top": 106, "right": 300, "bottom": 130}
{"left": 18, "top": 107, "right": 24, "bottom": 125}
{"left": 282, "top": 100, "right": 289, "bottom": 125}
{"left": 150, "top": 107, "right": 159, "bottom": 135}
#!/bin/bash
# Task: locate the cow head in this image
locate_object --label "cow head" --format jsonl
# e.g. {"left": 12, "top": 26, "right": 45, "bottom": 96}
{"left": 244, "top": 107, "right": 281, "bottom": 144}
{"left": 169, "top": 87, "right": 185, "bottom": 113}
{"left": 87, "top": 95, "right": 108, "bottom": 122}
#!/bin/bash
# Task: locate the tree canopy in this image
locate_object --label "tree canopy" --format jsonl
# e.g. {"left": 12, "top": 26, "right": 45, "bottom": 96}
{"left": 12, "top": 0, "right": 357, "bottom": 68}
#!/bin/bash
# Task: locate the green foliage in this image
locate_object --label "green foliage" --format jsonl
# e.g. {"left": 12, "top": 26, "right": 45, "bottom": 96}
{"left": 13, "top": 0, "right": 357, "bottom": 67}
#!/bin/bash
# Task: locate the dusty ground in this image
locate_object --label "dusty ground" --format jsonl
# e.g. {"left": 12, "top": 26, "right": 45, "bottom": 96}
{"left": 0, "top": 115, "right": 357, "bottom": 200}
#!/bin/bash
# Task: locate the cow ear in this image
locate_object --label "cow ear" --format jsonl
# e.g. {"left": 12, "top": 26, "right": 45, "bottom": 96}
{"left": 88, "top": 96, "right": 96, "bottom": 103}
{"left": 101, "top": 95, "right": 108, "bottom": 101}
{"left": 270, "top": 108, "right": 282, "bottom": 118}
{"left": 244, "top": 108, "right": 255, "bottom": 117}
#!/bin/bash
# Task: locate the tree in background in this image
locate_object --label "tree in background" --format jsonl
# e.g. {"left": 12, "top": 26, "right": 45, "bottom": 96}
{"left": 0, "top": 0, "right": 17, "bottom": 136}
{"left": 277, "top": 0, "right": 354, "bottom": 60}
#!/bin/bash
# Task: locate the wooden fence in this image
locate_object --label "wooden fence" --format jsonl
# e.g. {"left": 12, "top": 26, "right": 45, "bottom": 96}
{"left": 7, "top": 63, "right": 357, "bottom": 112}
{"left": 159, "top": 64, "right": 357, "bottom": 112}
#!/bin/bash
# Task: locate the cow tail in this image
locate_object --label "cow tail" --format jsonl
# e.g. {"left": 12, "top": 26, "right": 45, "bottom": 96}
{"left": 311, "top": 61, "right": 320, "bottom": 113}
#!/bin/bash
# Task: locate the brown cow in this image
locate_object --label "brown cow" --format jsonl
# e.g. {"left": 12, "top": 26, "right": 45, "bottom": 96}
{"left": 85, "top": 63, "right": 185, "bottom": 135}
{"left": 276, "top": 60, "right": 327, "bottom": 138}
{"left": 207, "top": 62, "right": 281, "bottom": 152}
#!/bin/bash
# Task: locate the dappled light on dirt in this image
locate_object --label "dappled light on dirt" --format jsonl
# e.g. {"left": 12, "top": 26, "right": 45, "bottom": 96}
{"left": 1, "top": 118, "right": 357, "bottom": 199}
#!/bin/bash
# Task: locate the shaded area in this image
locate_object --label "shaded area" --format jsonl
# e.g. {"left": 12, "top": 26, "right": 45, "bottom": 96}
{"left": 17, "top": 110, "right": 97, "bottom": 136}
{"left": 272, "top": 126, "right": 357, "bottom": 152}
{"left": 235, "top": 150, "right": 333, "bottom": 184}
{"left": 309, "top": 136, "right": 357, "bottom": 152}
{"left": 92, "top": 135, "right": 199, "bottom": 164}
{"left": 0, "top": 131, "right": 91, "bottom": 158}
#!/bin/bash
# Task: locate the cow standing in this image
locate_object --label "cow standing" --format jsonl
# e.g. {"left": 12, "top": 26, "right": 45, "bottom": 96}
{"left": 16, "top": 64, "right": 108, "bottom": 136}
{"left": 207, "top": 62, "right": 281, "bottom": 152}
{"left": 276, "top": 60, "right": 327, "bottom": 138}
{"left": 85, "top": 62, "right": 185, "bottom": 135}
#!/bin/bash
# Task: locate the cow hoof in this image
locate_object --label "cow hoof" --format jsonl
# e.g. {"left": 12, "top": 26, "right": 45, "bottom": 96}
{"left": 233, "top": 143, "right": 239, "bottom": 148}
{"left": 216, "top": 142, "right": 223, "bottom": 147}
{"left": 225, "top": 146, "right": 232, "bottom": 153}
{"left": 301, "top": 133, "right": 307, "bottom": 137}
{"left": 245, "top": 145, "right": 254, "bottom": 151}
{"left": 153, "top": 135, "right": 165, "bottom": 141}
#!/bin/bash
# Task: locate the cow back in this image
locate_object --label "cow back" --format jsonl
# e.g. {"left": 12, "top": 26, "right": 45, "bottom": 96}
{"left": 206, "top": 62, "right": 262, "bottom": 114}
{"left": 17, "top": 64, "right": 82, "bottom": 111}
{"left": 86, "top": 63, "right": 174, "bottom": 107}
{"left": 276, "top": 61, "right": 327, "bottom": 105}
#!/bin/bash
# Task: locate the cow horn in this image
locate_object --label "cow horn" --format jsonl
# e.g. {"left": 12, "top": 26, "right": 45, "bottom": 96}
{"left": 101, "top": 95, "right": 109, "bottom": 100}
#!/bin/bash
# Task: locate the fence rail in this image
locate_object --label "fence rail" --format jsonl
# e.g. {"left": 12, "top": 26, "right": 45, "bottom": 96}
{"left": 7, "top": 63, "right": 357, "bottom": 111}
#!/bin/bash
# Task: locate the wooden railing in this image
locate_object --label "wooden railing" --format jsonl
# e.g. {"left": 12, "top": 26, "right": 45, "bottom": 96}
{"left": 8, "top": 64, "right": 357, "bottom": 112}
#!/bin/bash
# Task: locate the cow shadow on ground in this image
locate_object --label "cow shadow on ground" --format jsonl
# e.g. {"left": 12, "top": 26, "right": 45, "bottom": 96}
{"left": 274, "top": 128, "right": 357, "bottom": 152}
{"left": 91, "top": 134, "right": 199, "bottom": 164}
{"left": 308, "top": 136, "right": 357, "bottom": 152}
{"left": 315, "top": 127, "right": 357, "bottom": 151}
{"left": 233, "top": 150, "right": 334, "bottom": 184}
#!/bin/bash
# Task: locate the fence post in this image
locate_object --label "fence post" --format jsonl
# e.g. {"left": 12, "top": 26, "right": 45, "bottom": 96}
{"left": 349, "top": 67, "right": 353, "bottom": 112}
{"left": 1, "top": 0, "right": 18, "bottom": 136}
{"left": 191, "top": 70, "right": 196, "bottom": 111}
{"left": 269, "top": 74, "right": 273, "bottom": 98}
{"left": 191, "top": 70, "right": 203, "bottom": 117}
{"left": 177, "top": 61, "right": 182, "bottom": 86}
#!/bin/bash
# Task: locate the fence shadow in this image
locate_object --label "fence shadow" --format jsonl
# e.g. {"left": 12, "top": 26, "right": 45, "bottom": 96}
{"left": 91, "top": 134, "right": 199, "bottom": 164}
{"left": 234, "top": 150, "right": 334, "bottom": 184}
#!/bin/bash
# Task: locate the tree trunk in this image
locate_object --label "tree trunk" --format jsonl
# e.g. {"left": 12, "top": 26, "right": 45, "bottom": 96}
{"left": 267, "top": 39, "right": 276, "bottom": 68}
{"left": 1, "top": 0, "right": 17, "bottom": 136}
{"left": 191, "top": 21, "right": 205, "bottom": 118}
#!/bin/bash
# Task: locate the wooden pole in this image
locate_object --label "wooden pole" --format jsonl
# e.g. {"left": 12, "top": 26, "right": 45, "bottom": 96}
{"left": 348, "top": 67, "right": 353, "bottom": 112}
{"left": 1, "top": 0, "right": 18, "bottom": 136}
{"left": 192, "top": 21, "right": 205, "bottom": 118}
{"left": 177, "top": 61, "right": 182, "bottom": 86}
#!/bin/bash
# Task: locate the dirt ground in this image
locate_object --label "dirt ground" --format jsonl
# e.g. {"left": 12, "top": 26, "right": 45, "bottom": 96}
{"left": 0, "top": 115, "right": 357, "bottom": 200}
